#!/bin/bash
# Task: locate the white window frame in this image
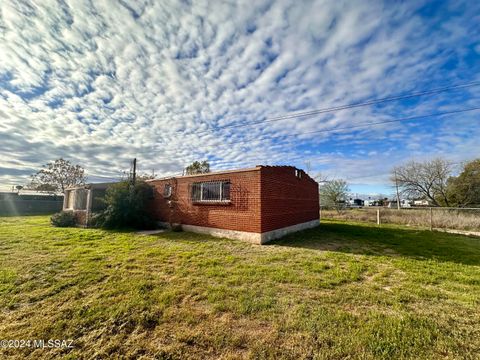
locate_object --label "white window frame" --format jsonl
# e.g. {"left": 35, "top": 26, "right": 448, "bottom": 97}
{"left": 191, "top": 180, "right": 230, "bottom": 203}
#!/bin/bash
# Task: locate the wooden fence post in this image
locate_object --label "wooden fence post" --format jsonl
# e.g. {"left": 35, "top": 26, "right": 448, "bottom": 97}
{"left": 377, "top": 209, "right": 380, "bottom": 225}
{"left": 429, "top": 207, "right": 433, "bottom": 231}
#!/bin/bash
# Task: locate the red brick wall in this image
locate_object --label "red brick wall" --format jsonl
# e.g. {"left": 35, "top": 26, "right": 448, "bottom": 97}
{"left": 147, "top": 166, "right": 319, "bottom": 234}
{"left": 260, "top": 166, "right": 319, "bottom": 233}
{"left": 148, "top": 169, "right": 262, "bottom": 233}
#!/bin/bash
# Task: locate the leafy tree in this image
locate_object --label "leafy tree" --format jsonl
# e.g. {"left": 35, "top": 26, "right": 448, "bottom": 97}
{"left": 376, "top": 197, "right": 389, "bottom": 207}
{"left": 392, "top": 158, "right": 452, "bottom": 207}
{"left": 120, "top": 170, "right": 156, "bottom": 182}
{"left": 30, "top": 158, "right": 86, "bottom": 192}
{"left": 95, "top": 181, "right": 156, "bottom": 229}
{"left": 447, "top": 159, "right": 480, "bottom": 207}
{"left": 320, "top": 179, "right": 349, "bottom": 212}
{"left": 137, "top": 173, "right": 156, "bottom": 181}
{"left": 185, "top": 161, "right": 210, "bottom": 175}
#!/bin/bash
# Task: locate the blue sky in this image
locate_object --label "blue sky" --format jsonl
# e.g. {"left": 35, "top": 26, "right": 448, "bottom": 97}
{"left": 0, "top": 0, "right": 479, "bottom": 195}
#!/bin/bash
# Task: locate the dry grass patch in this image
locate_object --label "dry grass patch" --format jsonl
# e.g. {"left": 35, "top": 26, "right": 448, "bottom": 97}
{"left": 322, "top": 208, "right": 480, "bottom": 231}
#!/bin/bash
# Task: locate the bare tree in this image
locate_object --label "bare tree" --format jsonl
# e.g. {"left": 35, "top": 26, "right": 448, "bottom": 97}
{"left": 313, "top": 172, "right": 329, "bottom": 183}
{"left": 319, "top": 179, "right": 349, "bottom": 212}
{"left": 392, "top": 158, "right": 452, "bottom": 207}
{"left": 304, "top": 161, "right": 312, "bottom": 174}
{"left": 29, "top": 158, "right": 86, "bottom": 193}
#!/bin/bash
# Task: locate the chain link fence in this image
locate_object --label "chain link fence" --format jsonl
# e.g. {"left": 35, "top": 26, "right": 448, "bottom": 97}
{"left": 320, "top": 206, "right": 480, "bottom": 234}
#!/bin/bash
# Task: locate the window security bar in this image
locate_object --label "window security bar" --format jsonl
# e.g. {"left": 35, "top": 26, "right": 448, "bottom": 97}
{"left": 191, "top": 181, "right": 230, "bottom": 202}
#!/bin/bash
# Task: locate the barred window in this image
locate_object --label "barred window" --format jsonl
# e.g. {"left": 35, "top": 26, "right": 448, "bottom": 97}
{"left": 191, "top": 181, "right": 230, "bottom": 202}
{"left": 164, "top": 184, "right": 172, "bottom": 198}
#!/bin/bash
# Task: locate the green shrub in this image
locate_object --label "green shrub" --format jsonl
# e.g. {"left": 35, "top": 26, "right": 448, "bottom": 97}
{"left": 95, "top": 181, "right": 156, "bottom": 230}
{"left": 88, "top": 212, "right": 106, "bottom": 228}
{"left": 51, "top": 211, "right": 76, "bottom": 227}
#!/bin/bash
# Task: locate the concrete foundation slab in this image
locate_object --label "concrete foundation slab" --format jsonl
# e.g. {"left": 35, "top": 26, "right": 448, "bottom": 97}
{"left": 161, "top": 219, "right": 320, "bottom": 245}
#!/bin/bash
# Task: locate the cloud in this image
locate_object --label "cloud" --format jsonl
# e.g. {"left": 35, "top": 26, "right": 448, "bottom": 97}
{"left": 0, "top": 0, "right": 479, "bottom": 191}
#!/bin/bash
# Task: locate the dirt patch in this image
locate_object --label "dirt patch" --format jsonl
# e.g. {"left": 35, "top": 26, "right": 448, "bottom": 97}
{"left": 136, "top": 229, "right": 166, "bottom": 235}
{"left": 434, "top": 228, "right": 480, "bottom": 238}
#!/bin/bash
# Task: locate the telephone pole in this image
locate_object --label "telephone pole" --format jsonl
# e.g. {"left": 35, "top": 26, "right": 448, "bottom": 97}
{"left": 394, "top": 169, "right": 401, "bottom": 210}
{"left": 132, "top": 158, "right": 137, "bottom": 185}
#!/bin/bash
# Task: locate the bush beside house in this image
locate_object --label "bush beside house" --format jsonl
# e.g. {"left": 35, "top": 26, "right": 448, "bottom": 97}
{"left": 51, "top": 211, "right": 76, "bottom": 227}
{"left": 94, "top": 181, "right": 156, "bottom": 230}
{"left": 52, "top": 181, "right": 156, "bottom": 230}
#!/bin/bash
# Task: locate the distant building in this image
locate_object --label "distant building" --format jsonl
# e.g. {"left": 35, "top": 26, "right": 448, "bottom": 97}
{"left": 348, "top": 198, "right": 364, "bottom": 207}
{"left": 387, "top": 199, "right": 412, "bottom": 208}
{"left": 413, "top": 199, "right": 431, "bottom": 207}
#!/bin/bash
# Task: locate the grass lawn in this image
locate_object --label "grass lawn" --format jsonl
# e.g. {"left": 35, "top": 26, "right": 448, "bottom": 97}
{"left": 1, "top": 216, "right": 479, "bottom": 359}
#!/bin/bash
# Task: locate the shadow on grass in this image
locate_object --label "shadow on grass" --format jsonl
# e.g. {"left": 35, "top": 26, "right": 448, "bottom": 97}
{"left": 270, "top": 221, "right": 480, "bottom": 266}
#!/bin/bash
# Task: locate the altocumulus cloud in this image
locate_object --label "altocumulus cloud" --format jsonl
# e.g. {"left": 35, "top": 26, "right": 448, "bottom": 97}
{"left": 0, "top": 0, "right": 479, "bottom": 190}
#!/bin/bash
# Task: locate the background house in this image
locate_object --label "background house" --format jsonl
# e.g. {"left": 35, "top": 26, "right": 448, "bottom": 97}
{"left": 347, "top": 198, "right": 365, "bottom": 207}
{"left": 148, "top": 165, "right": 319, "bottom": 244}
{"left": 387, "top": 199, "right": 412, "bottom": 208}
{"left": 364, "top": 199, "right": 377, "bottom": 207}
{"left": 413, "top": 199, "right": 431, "bottom": 207}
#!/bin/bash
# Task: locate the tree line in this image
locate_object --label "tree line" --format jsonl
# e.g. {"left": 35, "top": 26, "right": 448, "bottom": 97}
{"left": 393, "top": 158, "right": 480, "bottom": 207}
{"left": 320, "top": 158, "right": 480, "bottom": 209}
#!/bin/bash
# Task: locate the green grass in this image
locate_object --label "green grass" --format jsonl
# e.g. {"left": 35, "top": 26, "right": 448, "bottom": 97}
{"left": 0, "top": 216, "right": 479, "bottom": 359}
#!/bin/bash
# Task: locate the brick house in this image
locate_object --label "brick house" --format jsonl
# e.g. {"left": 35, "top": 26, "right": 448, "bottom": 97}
{"left": 147, "top": 165, "right": 319, "bottom": 244}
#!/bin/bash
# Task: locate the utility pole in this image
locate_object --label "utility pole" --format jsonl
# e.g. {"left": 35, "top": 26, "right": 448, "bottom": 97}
{"left": 394, "top": 169, "right": 401, "bottom": 210}
{"left": 132, "top": 158, "right": 137, "bottom": 185}
{"left": 317, "top": 180, "right": 329, "bottom": 222}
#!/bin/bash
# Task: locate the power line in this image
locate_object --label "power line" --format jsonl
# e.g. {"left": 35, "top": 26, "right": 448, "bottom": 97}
{"left": 153, "top": 135, "right": 474, "bottom": 183}
{"left": 149, "top": 83, "right": 480, "bottom": 164}
{"left": 157, "top": 106, "right": 480, "bottom": 156}
{"left": 196, "top": 80, "right": 480, "bottom": 134}
{"left": 112, "top": 82, "right": 480, "bottom": 180}
{"left": 227, "top": 106, "right": 480, "bottom": 147}
{"left": 338, "top": 162, "right": 465, "bottom": 182}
